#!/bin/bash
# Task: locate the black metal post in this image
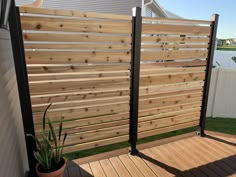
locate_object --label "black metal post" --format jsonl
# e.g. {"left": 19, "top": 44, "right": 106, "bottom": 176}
{"left": 198, "top": 14, "right": 219, "bottom": 137}
{"left": 129, "top": 7, "right": 142, "bottom": 155}
{"left": 8, "top": 1, "right": 37, "bottom": 176}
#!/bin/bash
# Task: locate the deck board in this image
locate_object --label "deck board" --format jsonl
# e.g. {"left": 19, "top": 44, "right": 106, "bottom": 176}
{"left": 66, "top": 132, "right": 236, "bottom": 177}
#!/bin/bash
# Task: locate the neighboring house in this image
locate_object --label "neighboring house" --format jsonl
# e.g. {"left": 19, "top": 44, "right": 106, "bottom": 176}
{"left": 225, "top": 38, "right": 236, "bottom": 46}
{"left": 16, "top": 0, "right": 180, "bottom": 18}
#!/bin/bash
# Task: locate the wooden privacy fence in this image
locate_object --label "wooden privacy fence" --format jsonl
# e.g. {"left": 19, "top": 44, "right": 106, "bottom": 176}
{"left": 138, "top": 17, "right": 212, "bottom": 139}
{"left": 13, "top": 6, "right": 218, "bottom": 157}
{"left": 19, "top": 6, "right": 132, "bottom": 153}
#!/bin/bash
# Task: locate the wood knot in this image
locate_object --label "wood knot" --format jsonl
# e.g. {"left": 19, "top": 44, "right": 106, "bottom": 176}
{"left": 43, "top": 66, "right": 48, "bottom": 70}
{"left": 24, "top": 34, "right": 28, "bottom": 39}
{"left": 36, "top": 23, "right": 42, "bottom": 30}
{"left": 156, "top": 38, "right": 161, "bottom": 42}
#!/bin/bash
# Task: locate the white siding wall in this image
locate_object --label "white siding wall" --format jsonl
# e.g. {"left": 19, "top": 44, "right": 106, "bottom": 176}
{"left": 16, "top": 0, "right": 142, "bottom": 15}
{"left": 207, "top": 68, "right": 236, "bottom": 118}
{"left": 0, "top": 29, "right": 29, "bottom": 177}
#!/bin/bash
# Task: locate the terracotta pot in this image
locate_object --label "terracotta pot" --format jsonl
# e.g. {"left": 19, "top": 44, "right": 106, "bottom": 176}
{"left": 36, "top": 159, "right": 66, "bottom": 177}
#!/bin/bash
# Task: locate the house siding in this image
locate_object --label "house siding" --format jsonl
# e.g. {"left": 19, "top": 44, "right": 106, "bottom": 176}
{"left": 16, "top": 0, "right": 142, "bottom": 15}
{"left": 0, "top": 28, "right": 29, "bottom": 177}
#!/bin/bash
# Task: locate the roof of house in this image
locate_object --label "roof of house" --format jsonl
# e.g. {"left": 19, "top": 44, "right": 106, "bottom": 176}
{"left": 144, "top": 0, "right": 182, "bottom": 18}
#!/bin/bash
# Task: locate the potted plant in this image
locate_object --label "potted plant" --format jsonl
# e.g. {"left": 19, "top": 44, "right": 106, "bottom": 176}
{"left": 28, "top": 104, "right": 67, "bottom": 177}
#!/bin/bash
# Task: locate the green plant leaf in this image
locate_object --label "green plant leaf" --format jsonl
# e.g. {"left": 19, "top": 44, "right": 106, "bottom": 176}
{"left": 59, "top": 117, "right": 63, "bottom": 143}
{"left": 48, "top": 119, "right": 57, "bottom": 149}
{"left": 60, "top": 132, "right": 68, "bottom": 156}
{"left": 34, "top": 151, "right": 47, "bottom": 171}
{"left": 62, "top": 132, "right": 67, "bottom": 147}
{"left": 48, "top": 130, "right": 51, "bottom": 142}
{"left": 41, "top": 134, "right": 51, "bottom": 149}
{"left": 43, "top": 103, "right": 52, "bottom": 132}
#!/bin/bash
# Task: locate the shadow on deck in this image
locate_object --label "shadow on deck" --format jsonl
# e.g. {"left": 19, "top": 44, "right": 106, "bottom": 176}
{"left": 64, "top": 131, "right": 236, "bottom": 177}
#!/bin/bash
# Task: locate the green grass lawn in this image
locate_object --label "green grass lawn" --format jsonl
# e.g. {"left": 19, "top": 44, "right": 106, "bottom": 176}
{"left": 205, "top": 117, "right": 236, "bottom": 135}
{"left": 217, "top": 46, "right": 236, "bottom": 51}
{"left": 64, "top": 117, "right": 236, "bottom": 160}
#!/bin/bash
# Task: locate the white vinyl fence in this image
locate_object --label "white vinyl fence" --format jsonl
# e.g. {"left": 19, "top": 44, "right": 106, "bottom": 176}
{"left": 207, "top": 68, "right": 236, "bottom": 118}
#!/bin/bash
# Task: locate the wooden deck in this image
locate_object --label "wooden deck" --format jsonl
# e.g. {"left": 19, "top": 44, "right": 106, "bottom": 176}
{"left": 64, "top": 131, "right": 236, "bottom": 177}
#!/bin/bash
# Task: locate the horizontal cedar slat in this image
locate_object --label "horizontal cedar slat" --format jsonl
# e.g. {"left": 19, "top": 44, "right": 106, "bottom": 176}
{"left": 139, "top": 107, "right": 201, "bottom": 122}
{"left": 139, "top": 101, "right": 201, "bottom": 117}
{"left": 27, "top": 62, "right": 206, "bottom": 75}
{"left": 26, "top": 51, "right": 131, "bottom": 64}
{"left": 63, "top": 135, "right": 129, "bottom": 153}
{"left": 142, "top": 36, "right": 210, "bottom": 43}
{"left": 32, "top": 95, "right": 129, "bottom": 112}
{"left": 33, "top": 102, "right": 130, "bottom": 122}
{"left": 140, "top": 66, "right": 206, "bottom": 75}
{"left": 19, "top": 7, "right": 132, "bottom": 21}
{"left": 142, "top": 17, "right": 212, "bottom": 25}
{"left": 34, "top": 99, "right": 201, "bottom": 125}
{"left": 28, "top": 70, "right": 130, "bottom": 81}
{"left": 29, "top": 77, "right": 130, "bottom": 95}
{"left": 32, "top": 88, "right": 202, "bottom": 112}
{"left": 138, "top": 121, "right": 199, "bottom": 139}
{"left": 21, "top": 16, "right": 131, "bottom": 34}
{"left": 35, "top": 102, "right": 200, "bottom": 134}
{"left": 141, "top": 50, "right": 208, "bottom": 61}
{"left": 62, "top": 124, "right": 129, "bottom": 146}
{"left": 23, "top": 33, "right": 131, "bottom": 43}
{"left": 29, "top": 67, "right": 204, "bottom": 82}
{"left": 25, "top": 44, "right": 131, "bottom": 51}
{"left": 33, "top": 92, "right": 201, "bottom": 122}
{"left": 140, "top": 88, "right": 203, "bottom": 100}
{"left": 139, "top": 81, "right": 204, "bottom": 96}
{"left": 31, "top": 82, "right": 203, "bottom": 105}
{"left": 138, "top": 112, "right": 200, "bottom": 132}
{"left": 37, "top": 119, "right": 129, "bottom": 139}
{"left": 142, "top": 23, "right": 211, "bottom": 35}
{"left": 31, "top": 80, "right": 203, "bottom": 105}
{"left": 31, "top": 88, "right": 129, "bottom": 105}
{"left": 140, "top": 72, "right": 205, "bottom": 86}
{"left": 139, "top": 93, "right": 202, "bottom": 110}
{"left": 29, "top": 72, "right": 204, "bottom": 95}
{"left": 35, "top": 112, "right": 129, "bottom": 133}
{"left": 140, "top": 60, "right": 207, "bottom": 68}
{"left": 142, "top": 44, "right": 209, "bottom": 50}
{"left": 27, "top": 64, "right": 130, "bottom": 74}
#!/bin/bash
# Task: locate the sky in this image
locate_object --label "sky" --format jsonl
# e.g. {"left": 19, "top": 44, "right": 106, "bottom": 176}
{"left": 158, "top": 0, "right": 235, "bottom": 39}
